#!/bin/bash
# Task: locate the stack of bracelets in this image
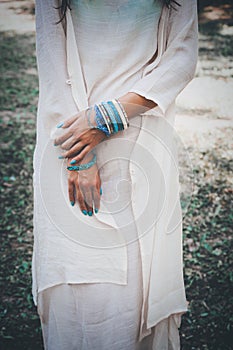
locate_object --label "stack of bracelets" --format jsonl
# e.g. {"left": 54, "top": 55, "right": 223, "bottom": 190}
{"left": 88, "top": 99, "right": 129, "bottom": 137}
{"left": 67, "top": 99, "right": 129, "bottom": 172}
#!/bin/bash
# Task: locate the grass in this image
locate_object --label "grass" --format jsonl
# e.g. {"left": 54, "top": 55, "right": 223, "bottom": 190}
{"left": 0, "top": 9, "right": 233, "bottom": 350}
{"left": 180, "top": 129, "right": 233, "bottom": 349}
{"left": 0, "top": 31, "right": 42, "bottom": 349}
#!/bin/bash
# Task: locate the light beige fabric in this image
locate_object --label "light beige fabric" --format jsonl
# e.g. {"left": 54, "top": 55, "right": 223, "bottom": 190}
{"left": 38, "top": 166, "right": 180, "bottom": 349}
{"left": 33, "top": 0, "right": 198, "bottom": 344}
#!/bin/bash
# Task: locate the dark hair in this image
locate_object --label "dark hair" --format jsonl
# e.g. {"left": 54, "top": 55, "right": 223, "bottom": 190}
{"left": 55, "top": 0, "right": 180, "bottom": 24}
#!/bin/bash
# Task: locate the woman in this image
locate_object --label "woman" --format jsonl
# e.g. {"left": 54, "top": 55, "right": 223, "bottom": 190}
{"left": 32, "top": 0, "right": 198, "bottom": 349}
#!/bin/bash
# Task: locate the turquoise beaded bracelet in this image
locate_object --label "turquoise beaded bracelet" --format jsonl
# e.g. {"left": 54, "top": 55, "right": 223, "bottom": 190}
{"left": 67, "top": 153, "right": 97, "bottom": 171}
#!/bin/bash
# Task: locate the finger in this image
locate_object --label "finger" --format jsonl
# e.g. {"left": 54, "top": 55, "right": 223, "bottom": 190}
{"left": 57, "top": 115, "right": 79, "bottom": 129}
{"left": 93, "top": 186, "right": 100, "bottom": 214}
{"left": 62, "top": 129, "right": 90, "bottom": 152}
{"left": 68, "top": 145, "right": 92, "bottom": 164}
{"left": 74, "top": 179, "right": 88, "bottom": 216}
{"left": 68, "top": 178, "right": 75, "bottom": 207}
{"left": 54, "top": 131, "right": 73, "bottom": 146}
{"left": 83, "top": 188, "right": 93, "bottom": 217}
{"left": 60, "top": 136, "right": 77, "bottom": 151}
{"left": 65, "top": 143, "right": 85, "bottom": 161}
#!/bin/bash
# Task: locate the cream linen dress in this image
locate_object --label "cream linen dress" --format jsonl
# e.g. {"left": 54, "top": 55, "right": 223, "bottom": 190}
{"left": 33, "top": 0, "right": 198, "bottom": 349}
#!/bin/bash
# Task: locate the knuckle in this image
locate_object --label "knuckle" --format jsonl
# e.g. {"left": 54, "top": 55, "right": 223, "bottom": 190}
{"left": 81, "top": 180, "right": 90, "bottom": 189}
{"left": 68, "top": 172, "right": 75, "bottom": 180}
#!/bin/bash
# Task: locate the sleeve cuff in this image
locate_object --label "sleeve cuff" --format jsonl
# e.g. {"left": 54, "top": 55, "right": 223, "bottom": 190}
{"left": 128, "top": 88, "right": 167, "bottom": 116}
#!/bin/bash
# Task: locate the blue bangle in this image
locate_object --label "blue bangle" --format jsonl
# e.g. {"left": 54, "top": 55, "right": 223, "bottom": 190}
{"left": 102, "top": 102, "right": 119, "bottom": 133}
{"left": 107, "top": 101, "right": 124, "bottom": 131}
{"left": 88, "top": 100, "right": 129, "bottom": 138}
{"left": 67, "top": 154, "right": 97, "bottom": 171}
{"left": 94, "top": 105, "right": 110, "bottom": 137}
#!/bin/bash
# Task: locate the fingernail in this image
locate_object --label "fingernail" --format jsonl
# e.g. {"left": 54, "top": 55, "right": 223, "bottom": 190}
{"left": 82, "top": 210, "right": 87, "bottom": 215}
{"left": 94, "top": 208, "right": 98, "bottom": 214}
{"left": 58, "top": 156, "right": 65, "bottom": 159}
{"left": 54, "top": 143, "right": 58, "bottom": 146}
{"left": 57, "top": 122, "right": 64, "bottom": 128}
{"left": 70, "top": 159, "right": 76, "bottom": 164}
{"left": 70, "top": 201, "right": 75, "bottom": 206}
{"left": 88, "top": 211, "right": 93, "bottom": 216}
{"left": 100, "top": 187, "right": 103, "bottom": 195}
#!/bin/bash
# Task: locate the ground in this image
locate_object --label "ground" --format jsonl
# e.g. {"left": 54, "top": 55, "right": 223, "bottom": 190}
{"left": 0, "top": 1, "right": 232, "bottom": 349}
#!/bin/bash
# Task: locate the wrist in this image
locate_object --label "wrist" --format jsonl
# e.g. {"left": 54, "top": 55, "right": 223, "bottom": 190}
{"left": 67, "top": 152, "right": 97, "bottom": 171}
{"left": 80, "top": 151, "right": 95, "bottom": 164}
{"left": 92, "top": 100, "right": 129, "bottom": 137}
{"left": 118, "top": 92, "right": 157, "bottom": 118}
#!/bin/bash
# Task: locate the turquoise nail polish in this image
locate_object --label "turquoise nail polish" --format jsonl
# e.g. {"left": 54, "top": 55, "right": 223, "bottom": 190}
{"left": 100, "top": 187, "right": 103, "bottom": 195}
{"left": 88, "top": 211, "right": 93, "bottom": 216}
{"left": 82, "top": 210, "right": 87, "bottom": 215}
{"left": 70, "top": 159, "right": 76, "bottom": 165}
{"left": 70, "top": 201, "right": 75, "bottom": 206}
{"left": 58, "top": 156, "right": 65, "bottom": 159}
{"left": 54, "top": 143, "right": 58, "bottom": 146}
{"left": 94, "top": 208, "right": 98, "bottom": 214}
{"left": 57, "top": 122, "right": 64, "bottom": 128}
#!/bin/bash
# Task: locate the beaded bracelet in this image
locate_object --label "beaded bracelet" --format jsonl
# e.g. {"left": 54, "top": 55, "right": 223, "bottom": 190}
{"left": 94, "top": 105, "right": 111, "bottom": 136}
{"left": 98, "top": 103, "right": 113, "bottom": 134}
{"left": 92, "top": 99, "right": 129, "bottom": 137}
{"left": 67, "top": 153, "right": 97, "bottom": 171}
{"left": 102, "top": 102, "right": 119, "bottom": 133}
{"left": 107, "top": 101, "right": 124, "bottom": 131}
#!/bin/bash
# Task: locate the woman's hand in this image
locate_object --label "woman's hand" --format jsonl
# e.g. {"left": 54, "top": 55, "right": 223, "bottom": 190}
{"left": 55, "top": 93, "right": 156, "bottom": 165}
{"left": 55, "top": 108, "right": 107, "bottom": 165}
{"left": 68, "top": 153, "right": 102, "bottom": 216}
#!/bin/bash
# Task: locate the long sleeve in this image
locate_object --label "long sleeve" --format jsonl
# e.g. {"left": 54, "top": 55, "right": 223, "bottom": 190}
{"left": 35, "top": 0, "right": 78, "bottom": 133}
{"left": 128, "top": 0, "right": 198, "bottom": 115}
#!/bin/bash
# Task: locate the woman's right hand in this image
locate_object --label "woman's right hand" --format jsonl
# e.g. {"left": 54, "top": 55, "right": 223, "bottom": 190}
{"left": 68, "top": 154, "right": 102, "bottom": 216}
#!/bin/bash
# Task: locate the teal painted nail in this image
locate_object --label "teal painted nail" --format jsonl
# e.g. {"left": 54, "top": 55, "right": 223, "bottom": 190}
{"left": 70, "top": 159, "right": 76, "bottom": 165}
{"left": 100, "top": 187, "right": 103, "bottom": 195}
{"left": 88, "top": 211, "right": 93, "bottom": 216}
{"left": 82, "top": 210, "right": 87, "bottom": 215}
{"left": 70, "top": 201, "right": 75, "bottom": 206}
{"left": 57, "top": 122, "right": 64, "bottom": 128}
{"left": 58, "top": 156, "right": 65, "bottom": 159}
{"left": 94, "top": 208, "right": 98, "bottom": 214}
{"left": 54, "top": 143, "right": 58, "bottom": 146}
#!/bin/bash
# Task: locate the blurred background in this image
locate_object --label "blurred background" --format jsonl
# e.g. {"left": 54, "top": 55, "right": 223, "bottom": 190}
{"left": 0, "top": 1, "right": 232, "bottom": 349}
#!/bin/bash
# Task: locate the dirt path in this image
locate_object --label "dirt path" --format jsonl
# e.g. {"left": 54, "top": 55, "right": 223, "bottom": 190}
{"left": 0, "top": 0, "right": 35, "bottom": 33}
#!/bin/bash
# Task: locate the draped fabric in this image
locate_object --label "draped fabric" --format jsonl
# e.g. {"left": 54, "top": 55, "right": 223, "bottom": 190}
{"left": 33, "top": 0, "right": 198, "bottom": 345}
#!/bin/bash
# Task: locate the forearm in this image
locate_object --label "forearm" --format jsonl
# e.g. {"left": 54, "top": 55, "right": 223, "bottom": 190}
{"left": 118, "top": 92, "right": 157, "bottom": 119}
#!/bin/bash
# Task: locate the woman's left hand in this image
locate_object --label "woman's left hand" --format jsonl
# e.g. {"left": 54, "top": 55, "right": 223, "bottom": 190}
{"left": 54, "top": 108, "right": 107, "bottom": 164}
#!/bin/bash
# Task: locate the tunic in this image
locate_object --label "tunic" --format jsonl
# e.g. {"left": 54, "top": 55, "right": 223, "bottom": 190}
{"left": 33, "top": 0, "right": 198, "bottom": 346}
